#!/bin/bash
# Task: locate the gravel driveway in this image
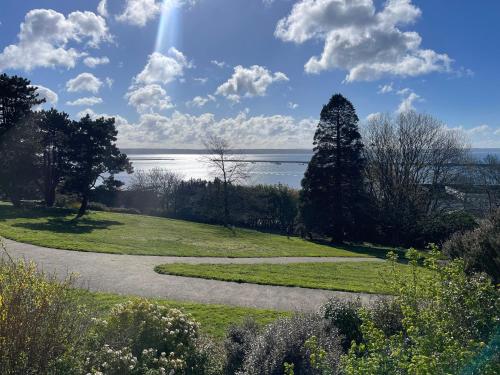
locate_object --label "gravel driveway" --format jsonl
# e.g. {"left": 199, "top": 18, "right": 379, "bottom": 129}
{"left": 2, "top": 238, "right": 383, "bottom": 312}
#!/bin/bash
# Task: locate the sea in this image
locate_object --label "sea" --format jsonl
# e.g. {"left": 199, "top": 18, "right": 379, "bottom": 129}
{"left": 117, "top": 148, "right": 500, "bottom": 189}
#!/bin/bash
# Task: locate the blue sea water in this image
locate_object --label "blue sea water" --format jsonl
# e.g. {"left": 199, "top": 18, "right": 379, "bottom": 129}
{"left": 117, "top": 148, "right": 500, "bottom": 189}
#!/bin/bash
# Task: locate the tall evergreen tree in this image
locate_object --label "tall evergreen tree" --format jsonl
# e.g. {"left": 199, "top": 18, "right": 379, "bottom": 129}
{"left": 300, "top": 94, "right": 365, "bottom": 241}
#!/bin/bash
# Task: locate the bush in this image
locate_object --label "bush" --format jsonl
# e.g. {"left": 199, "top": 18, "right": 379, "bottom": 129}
{"left": 85, "top": 299, "right": 222, "bottom": 374}
{"left": 368, "top": 298, "right": 403, "bottom": 337}
{"left": 415, "top": 210, "right": 477, "bottom": 247}
{"left": 0, "top": 241, "right": 89, "bottom": 374}
{"left": 322, "top": 298, "right": 362, "bottom": 351}
{"left": 223, "top": 318, "right": 260, "bottom": 375}
{"left": 443, "top": 209, "right": 500, "bottom": 284}
{"left": 241, "top": 314, "right": 342, "bottom": 375}
{"left": 341, "top": 247, "right": 500, "bottom": 375}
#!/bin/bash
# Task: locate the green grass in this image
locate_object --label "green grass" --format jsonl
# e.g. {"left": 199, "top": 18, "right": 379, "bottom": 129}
{"left": 0, "top": 203, "right": 391, "bottom": 258}
{"left": 72, "top": 289, "right": 287, "bottom": 339}
{"left": 154, "top": 262, "right": 431, "bottom": 295}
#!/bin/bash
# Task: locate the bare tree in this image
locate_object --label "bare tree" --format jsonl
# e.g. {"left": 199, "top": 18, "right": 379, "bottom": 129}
{"left": 363, "top": 111, "right": 469, "bottom": 243}
{"left": 202, "top": 134, "right": 249, "bottom": 226}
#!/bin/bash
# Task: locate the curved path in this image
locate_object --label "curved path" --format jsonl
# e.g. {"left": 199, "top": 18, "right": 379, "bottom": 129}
{"left": 2, "top": 238, "right": 384, "bottom": 312}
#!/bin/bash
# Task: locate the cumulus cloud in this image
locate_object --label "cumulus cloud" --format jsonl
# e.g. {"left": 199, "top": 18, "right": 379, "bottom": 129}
{"left": 445, "top": 124, "right": 500, "bottom": 148}
{"left": 186, "top": 95, "right": 216, "bottom": 107}
{"left": 66, "top": 96, "right": 103, "bottom": 106}
{"left": 32, "top": 85, "right": 58, "bottom": 107}
{"left": 125, "top": 84, "right": 174, "bottom": 113}
{"left": 275, "top": 0, "right": 452, "bottom": 81}
{"left": 378, "top": 83, "right": 394, "bottom": 94}
{"left": 0, "top": 8, "right": 110, "bottom": 71}
{"left": 116, "top": 0, "right": 162, "bottom": 27}
{"left": 134, "top": 48, "right": 192, "bottom": 85}
{"left": 66, "top": 73, "right": 103, "bottom": 93}
{"left": 211, "top": 60, "right": 227, "bottom": 68}
{"left": 83, "top": 56, "right": 110, "bottom": 68}
{"left": 397, "top": 90, "right": 421, "bottom": 113}
{"left": 216, "top": 65, "right": 289, "bottom": 102}
{"left": 288, "top": 102, "right": 299, "bottom": 109}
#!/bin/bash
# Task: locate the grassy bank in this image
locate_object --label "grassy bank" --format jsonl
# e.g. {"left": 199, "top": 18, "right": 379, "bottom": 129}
{"left": 0, "top": 203, "right": 390, "bottom": 257}
{"left": 72, "top": 289, "right": 287, "bottom": 339}
{"left": 155, "top": 261, "right": 431, "bottom": 294}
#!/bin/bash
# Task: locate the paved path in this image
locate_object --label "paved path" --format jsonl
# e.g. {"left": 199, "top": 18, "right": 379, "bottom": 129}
{"left": 2, "top": 238, "right": 383, "bottom": 312}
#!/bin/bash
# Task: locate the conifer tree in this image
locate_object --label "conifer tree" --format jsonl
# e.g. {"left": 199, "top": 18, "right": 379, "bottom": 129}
{"left": 300, "top": 94, "right": 365, "bottom": 241}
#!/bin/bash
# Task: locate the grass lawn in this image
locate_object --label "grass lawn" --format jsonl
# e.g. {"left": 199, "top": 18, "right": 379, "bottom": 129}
{"left": 155, "top": 262, "right": 431, "bottom": 294}
{"left": 72, "top": 289, "right": 287, "bottom": 339}
{"left": 0, "top": 203, "right": 392, "bottom": 258}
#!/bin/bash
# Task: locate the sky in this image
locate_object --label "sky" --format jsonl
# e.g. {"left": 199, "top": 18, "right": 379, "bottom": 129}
{"left": 0, "top": 0, "right": 499, "bottom": 148}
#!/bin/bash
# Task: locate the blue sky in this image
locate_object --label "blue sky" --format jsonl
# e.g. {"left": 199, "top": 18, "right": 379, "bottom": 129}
{"left": 0, "top": 0, "right": 499, "bottom": 148}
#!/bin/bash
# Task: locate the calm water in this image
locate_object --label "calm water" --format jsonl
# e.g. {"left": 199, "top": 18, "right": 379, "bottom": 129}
{"left": 117, "top": 148, "right": 500, "bottom": 189}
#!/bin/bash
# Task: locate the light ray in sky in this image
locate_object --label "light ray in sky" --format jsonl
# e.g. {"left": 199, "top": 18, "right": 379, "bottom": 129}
{"left": 155, "top": 0, "right": 181, "bottom": 53}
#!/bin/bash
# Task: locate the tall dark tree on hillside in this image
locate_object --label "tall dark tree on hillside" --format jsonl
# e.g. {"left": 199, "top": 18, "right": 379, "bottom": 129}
{"left": 0, "top": 74, "right": 43, "bottom": 137}
{"left": 63, "top": 115, "right": 132, "bottom": 218}
{"left": 300, "top": 94, "right": 365, "bottom": 241}
{"left": 0, "top": 74, "right": 44, "bottom": 205}
{"left": 37, "top": 109, "right": 72, "bottom": 207}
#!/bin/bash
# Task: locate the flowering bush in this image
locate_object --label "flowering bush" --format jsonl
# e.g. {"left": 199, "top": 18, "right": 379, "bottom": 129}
{"left": 0, "top": 242, "right": 89, "bottom": 374}
{"left": 84, "top": 299, "right": 222, "bottom": 374}
{"left": 341, "top": 246, "right": 500, "bottom": 375}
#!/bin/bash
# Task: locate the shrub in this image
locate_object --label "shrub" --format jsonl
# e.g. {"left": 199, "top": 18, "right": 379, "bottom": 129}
{"left": 85, "top": 299, "right": 222, "bottom": 374}
{"left": 0, "top": 240, "right": 89, "bottom": 374}
{"left": 321, "top": 298, "right": 362, "bottom": 351}
{"left": 443, "top": 209, "right": 500, "bottom": 284}
{"left": 368, "top": 298, "right": 403, "bottom": 337}
{"left": 223, "top": 318, "right": 260, "bottom": 375}
{"left": 241, "top": 314, "right": 342, "bottom": 375}
{"left": 415, "top": 210, "right": 477, "bottom": 247}
{"left": 341, "top": 247, "right": 500, "bottom": 375}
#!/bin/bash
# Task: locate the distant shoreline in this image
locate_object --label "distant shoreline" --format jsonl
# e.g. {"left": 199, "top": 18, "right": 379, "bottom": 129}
{"left": 122, "top": 148, "right": 500, "bottom": 155}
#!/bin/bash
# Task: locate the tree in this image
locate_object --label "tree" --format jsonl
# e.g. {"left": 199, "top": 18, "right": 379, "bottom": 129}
{"left": 63, "top": 115, "right": 132, "bottom": 218}
{"left": 0, "top": 74, "right": 44, "bottom": 205}
{"left": 0, "top": 73, "right": 43, "bottom": 137}
{"left": 202, "top": 135, "right": 249, "bottom": 226}
{"left": 363, "top": 111, "right": 468, "bottom": 244}
{"left": 37, "top": 109, "right": 72, "bottom": 207}
{"left": 300, "top": 94, "right": 365, "bottom": 242}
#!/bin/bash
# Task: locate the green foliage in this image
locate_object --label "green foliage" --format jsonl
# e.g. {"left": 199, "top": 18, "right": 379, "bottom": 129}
{"left": 61, "top": 114, "right": 132, "bottom": 217}
{"left": 0, "top": 242, "right": 89, "bottom": 374}
{"left": 300, "top": 93, "right": 365, "bottom": 241}
{"left": 223, "top": 318, "right": 260, "bottom": 374}
{"left": 341, "top": 246, "right": 500, "bottom": 375}
{"left": 443, "top": 208, "right": 500, "bottom": 284}
{"left": 322, "top": 298, "right": 363, "bottom": 350}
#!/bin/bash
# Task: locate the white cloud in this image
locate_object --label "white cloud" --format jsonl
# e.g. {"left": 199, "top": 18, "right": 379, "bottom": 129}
{"left": 378, "top": 83, "right": 394, "bottom": 94}
{"left": 468, "top": 124, "right": 490, "bottom": 135}
{"left": 397, "top": 91, "right": 421, "bottom": 113}
{"left": 83, "top": 56, "right": 110, "bottom": 68}
{"left": 216, "top": 65, "right": 289, "bottom": 102}
{"left": 32, "top": 85, "right": 58, "bottom": 106}
{"left": 134, "top": 48, "right": 192, "bottom": 85}
{"left": 186, "top": 95, "right": 216, "bottom": 107}
{"left": 125, "top": 84, "right": 174, "bottom": 113}
{"left": 97, "top": 0, "right": 108, "bottom": 18}
{"left": 446, "top": 124, "right": 500, "bottom": 148}
{"left": 275, "top": 0, "right": 452, "bottom": 81}
{"left": 116, "top": 0, "right": 162, "bottom": 27}
{"left": 66, "top": 96, "right": 103, "bottom": 106}
{"left": 0, "top": 9, "right": 110, "bottom": 71}
{"left": 365, "top": 112, "right": 382, "bottom": 122}
{"left": 288, "top": 102, "right": 299, "bottom": 109}
{"left": 105, "top": 77, "right": 114, "bottom": 88}
{"left": 66, "top": 73, "right": 103, "bottom": 93}
{"left": 211, "top": 60, "right": 227, "bottom": 68}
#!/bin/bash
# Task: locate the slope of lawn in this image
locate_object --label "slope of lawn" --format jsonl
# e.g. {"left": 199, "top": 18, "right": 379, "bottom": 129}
{"left": 0, "top": 202, "right": 390, "bottom": 257}
{"left": 155, "top": 262, "right": 432, "bottom": 294}
{"left": 73, "top": 289, "right": 287, "bottom": 339}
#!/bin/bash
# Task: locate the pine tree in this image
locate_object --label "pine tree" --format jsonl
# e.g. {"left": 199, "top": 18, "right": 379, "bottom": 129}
{"left": 300, "top": 94, "right": 365, "bottom": 242}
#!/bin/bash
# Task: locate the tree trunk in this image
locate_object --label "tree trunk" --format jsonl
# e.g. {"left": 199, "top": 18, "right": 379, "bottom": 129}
{"left": 223, "top": 181, "right": 229, "bottom": 227}
{"left": 45, "top": 184, "right": 56, "bottom": 207}
{"left": 76, "top": 195, "right": 88, "bottom": 218}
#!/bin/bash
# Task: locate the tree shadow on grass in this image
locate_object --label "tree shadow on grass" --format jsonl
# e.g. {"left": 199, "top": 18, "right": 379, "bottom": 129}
{"left": 0, "top": 204, "right": 73, "bottom": 221}
{"left": 310, "top": 238, "right": 407, "bottom": 261}
{"left": 11, "top": 217, "right": 123, "bottom": 234}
